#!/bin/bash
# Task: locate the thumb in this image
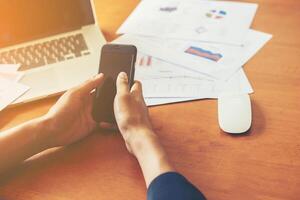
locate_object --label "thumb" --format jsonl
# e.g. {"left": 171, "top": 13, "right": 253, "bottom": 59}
{"left": 116, "top": 72, "right": 129, "bottom": 95}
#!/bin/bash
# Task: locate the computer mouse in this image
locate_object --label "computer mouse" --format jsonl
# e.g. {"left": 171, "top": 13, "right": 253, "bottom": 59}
{"left": 218, "top": 94, "right": 252, "bottom": 134}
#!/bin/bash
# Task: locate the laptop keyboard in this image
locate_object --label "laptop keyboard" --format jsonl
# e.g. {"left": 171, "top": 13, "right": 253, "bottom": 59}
{"left": 0, "top": 34, "right": 90, "bottom": 71}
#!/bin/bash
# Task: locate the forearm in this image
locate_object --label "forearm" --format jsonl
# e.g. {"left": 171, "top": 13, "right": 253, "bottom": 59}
{"left": 0, "top": 117, "right": 51, "bottom": 175}
{"left": 129, "top": 129, "right": 175, "bottom": 187}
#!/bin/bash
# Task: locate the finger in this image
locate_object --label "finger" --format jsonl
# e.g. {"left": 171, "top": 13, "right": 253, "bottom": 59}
{"left": 78, "top": 73, "right": 104, "bottom": 94}
{"left": 130, "top": 81, "right": 143, "bottom": 97}
{"left": 90, "top": 90, "right": 96, "bottom": 97}
{"left": 116, "top": 72, "right": 129, "bottom": 95}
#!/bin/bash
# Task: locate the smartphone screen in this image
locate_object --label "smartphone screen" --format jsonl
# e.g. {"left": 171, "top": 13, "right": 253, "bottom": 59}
{"left": 92, "top": 44, "right": 136, "bottom": 123}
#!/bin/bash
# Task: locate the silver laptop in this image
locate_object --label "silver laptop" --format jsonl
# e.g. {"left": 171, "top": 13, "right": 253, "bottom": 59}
{"left": 0, "top": 0, "right": 106, "bottom": 105}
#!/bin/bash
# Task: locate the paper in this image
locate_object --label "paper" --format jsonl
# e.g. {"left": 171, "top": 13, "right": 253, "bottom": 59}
{"left": 117, "top": 0, "right": 258, "bottom": 45}
{"left": 0, "top": 64, "right": 29, "bottom": 111}
{"left": 145, "top": 97, "right": 197, "bottom": 107}
{"left": 133, "top": 52, "right": 253, "bottom": 98}
{"left": 144, "top": 68, "right": 253, "bottom": 105}
{"left": 134, "top": 53, "right": 206, "bottom": 80}
{"left": 0, "top": 78, "right": 29, "bottom": 111}
{"left": 114, "top": 29, "right": 272, "bottom": 80}
{"left": 0, "top": 64, "right": 21, "bottom": 72}
{"left": 142, "top": 70, "right": 253, "bottom": 98}
{"left": 0, "top": 71, "right": 24, "bottom": 82}
{"left": 0, "top": 64, "right": 24, "bottom": 82}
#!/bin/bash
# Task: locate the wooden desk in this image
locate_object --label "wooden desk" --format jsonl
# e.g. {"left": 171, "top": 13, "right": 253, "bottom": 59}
{"left": 1, "top": 0, "right": 299, "bottom": 199}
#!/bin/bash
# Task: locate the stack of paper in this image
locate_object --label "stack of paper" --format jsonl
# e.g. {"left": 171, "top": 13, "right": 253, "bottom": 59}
{"left": 0, "top": 64, "right": 30, "bottom": 111}
{"left": 113, "top": 0, "right": 272, "bottom": 106}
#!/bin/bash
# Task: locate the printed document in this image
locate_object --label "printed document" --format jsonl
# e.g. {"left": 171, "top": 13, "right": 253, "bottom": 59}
{"left": 114, "top": 30, "right": 272, "bottom": 80}
{"left": 0, "top": 64, "right": 21, "bottom": 72}
{"left": 0, "top": 78, "right": 29, "bottom": 111}
{"left": 0, "top": 71, "right": 24, "bottom": 82}
{"left": 117, "top": 0, "right": 258, "bottom": 45}
{"left": 134, "top": 53, "right": 253, "bottom": 98}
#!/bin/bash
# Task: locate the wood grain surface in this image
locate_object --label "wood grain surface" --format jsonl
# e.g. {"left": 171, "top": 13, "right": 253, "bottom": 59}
{"left": 0, "top": 0, "right": 300, "bottom": 199}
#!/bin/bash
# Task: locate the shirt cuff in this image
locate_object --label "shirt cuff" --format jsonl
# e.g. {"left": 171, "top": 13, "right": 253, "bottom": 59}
{"left": 147, "top": 172, "right": 206, "bottom": 200}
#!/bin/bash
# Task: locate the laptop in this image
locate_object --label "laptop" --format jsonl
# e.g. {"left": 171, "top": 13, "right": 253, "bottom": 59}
{"left": 0, "top": 0, "right": 106, "bottom": 105}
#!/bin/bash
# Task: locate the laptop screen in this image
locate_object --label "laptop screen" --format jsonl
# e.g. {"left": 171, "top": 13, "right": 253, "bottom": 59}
{"left": 0, "top": 0, "right": 95, "bottom": 48}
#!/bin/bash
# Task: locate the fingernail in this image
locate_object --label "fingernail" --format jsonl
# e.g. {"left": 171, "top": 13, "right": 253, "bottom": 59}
{"left": 94, "top": 73, "right": 103, "bottom": 79}
{"left": 119, "top": 72, "right": 128, "bottom": 81}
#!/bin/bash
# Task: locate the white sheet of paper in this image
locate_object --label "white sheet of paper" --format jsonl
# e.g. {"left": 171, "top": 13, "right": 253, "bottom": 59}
{"left": 134, "top": 53, "right": 210, "bottom": 80}
{"left": 142, "top": 70, "right": 253, "bottom": 98}
{"left": 0, "top": 64, "right": 21, "bottom": 72}
{"left": 144, "top": 71, "right": 254, "bottom": 106}
{"left": 117, "top": 0, "right": 258, "bottom": 45}
{"left": 0, "top": 78, "right": 30, "bottom": 111}
{"left": 114, "top": 30, "right": 272, "bottom": 80}
{"left": 0, "top": 71, "right": 24, "bottom": 82}
{"left": 144, "top": 69, "right": 253, "bottom": 105}
{"left": 145, "top": 97, "right": 198, "bottom": 107}
{"left": 133, "top": 52, "right": 253, "bottom": 98}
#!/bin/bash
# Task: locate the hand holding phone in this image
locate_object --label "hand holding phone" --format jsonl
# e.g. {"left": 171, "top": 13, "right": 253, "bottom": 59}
{"left": 92, "top": 44, "right": 137, "bottom": 123}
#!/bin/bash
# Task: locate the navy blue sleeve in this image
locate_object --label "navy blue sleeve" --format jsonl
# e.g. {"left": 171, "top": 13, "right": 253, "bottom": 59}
{"left": 147, "top": 172, "right": 206, "bottom": 200}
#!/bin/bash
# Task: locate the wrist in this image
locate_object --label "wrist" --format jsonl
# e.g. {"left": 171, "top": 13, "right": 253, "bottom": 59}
{"left": 35, "top": 115, "right": 55, "bottom": 150}
{"left": 124, "top": 127, "right": 175, "bottom": 186}
{"left": 125, "top": 127, "right": 156, "bottom": 155}
{"left": 123, "top": 127, "right": 165, "bottom": 159}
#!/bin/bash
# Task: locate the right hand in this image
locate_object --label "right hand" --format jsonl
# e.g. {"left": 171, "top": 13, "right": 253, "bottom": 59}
{"left": 114, "top": 72, "right": 154, "bottom": 154}
{"left": 114, "top": 72, "right": 175, "bottom": 186}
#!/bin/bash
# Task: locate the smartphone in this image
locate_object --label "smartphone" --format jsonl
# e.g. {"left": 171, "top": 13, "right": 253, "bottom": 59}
{"left": 92, "top": 44, "right": 137, "bottom": 123}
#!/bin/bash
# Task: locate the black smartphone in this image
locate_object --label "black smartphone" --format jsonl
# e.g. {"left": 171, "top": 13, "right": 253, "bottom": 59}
{"left": 92, "top": 44, "right": 137, "bottom": 123}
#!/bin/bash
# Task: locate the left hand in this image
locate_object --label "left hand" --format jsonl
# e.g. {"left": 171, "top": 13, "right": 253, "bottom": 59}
{"left": 43, "top": 73, "right": 104, "bottom": 148}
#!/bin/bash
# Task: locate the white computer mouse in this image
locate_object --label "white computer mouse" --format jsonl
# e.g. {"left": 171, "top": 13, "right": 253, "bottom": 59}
{"left": 218, "top": 94, "right": 252, "bottom": 134}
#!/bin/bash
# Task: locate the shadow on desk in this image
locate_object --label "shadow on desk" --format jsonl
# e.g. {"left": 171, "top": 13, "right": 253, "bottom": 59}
{"left": 0, "top": 130, "right": 129, "bottom": 186}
